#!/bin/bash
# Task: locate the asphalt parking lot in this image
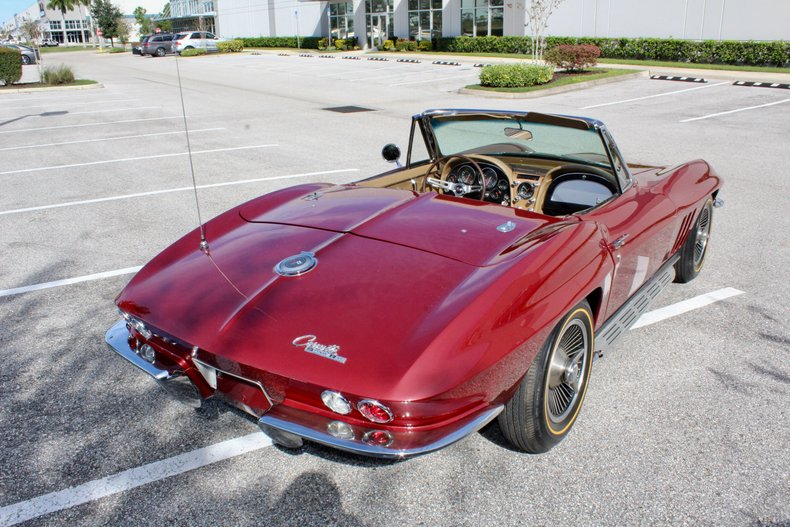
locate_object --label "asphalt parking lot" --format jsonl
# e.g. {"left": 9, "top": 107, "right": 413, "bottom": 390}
{"left": 1, "top": 51, "right": 788, "bottom": 526}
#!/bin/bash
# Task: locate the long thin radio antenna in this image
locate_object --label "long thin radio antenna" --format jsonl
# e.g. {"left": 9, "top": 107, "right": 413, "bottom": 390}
{"left": 174, "top": 53, "right": 209, "bottom": 253}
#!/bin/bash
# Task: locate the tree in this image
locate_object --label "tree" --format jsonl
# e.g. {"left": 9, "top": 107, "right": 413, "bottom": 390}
{"left": 20, "top": 20, "right": 42, "bottom": 44}
{"left": 47, "top": 0, "right": 78, "bottom": 14}
{"left": 117, "top": 17, "right": 130, "bottom": 45}
{"left": 155, "top": 2, "right": 172, "bottom": 32}
{"left": 90, "top": 0, "right": 122, "bottom": 47}
{"left": 134, "top": 6, "right": 152, "bottom": 35}
{"left": 524, "top": 0, "right": 565, "bottom": 62}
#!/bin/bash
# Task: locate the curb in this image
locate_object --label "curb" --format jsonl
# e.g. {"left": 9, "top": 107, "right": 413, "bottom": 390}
{"left": 0, "top": 82, "right": 103, "bottom": 95}
{"left": 458, "top": 70, "right": 647, "bottom": 99}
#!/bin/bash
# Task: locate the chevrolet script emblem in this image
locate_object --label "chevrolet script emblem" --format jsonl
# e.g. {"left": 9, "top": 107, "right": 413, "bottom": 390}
{"left": 292, "top": 335, "right": 347, "bottom": 364}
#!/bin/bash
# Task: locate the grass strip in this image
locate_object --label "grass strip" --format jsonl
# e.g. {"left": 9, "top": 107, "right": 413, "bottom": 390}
{"left": 466, "top": 68, "right": 638, "bottom": 93}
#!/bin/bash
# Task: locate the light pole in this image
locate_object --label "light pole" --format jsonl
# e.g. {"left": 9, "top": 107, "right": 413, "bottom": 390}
{"left": 295, "top": 9, "right": 301, "bottom": 49}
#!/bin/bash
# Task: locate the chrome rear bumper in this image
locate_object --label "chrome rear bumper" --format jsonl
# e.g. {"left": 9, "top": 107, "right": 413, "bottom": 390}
{"left": 105, "top": 320, "right": 202, "bottom": 408}
{"left": 258, "top": 403, "right": 503, "bottom": 459}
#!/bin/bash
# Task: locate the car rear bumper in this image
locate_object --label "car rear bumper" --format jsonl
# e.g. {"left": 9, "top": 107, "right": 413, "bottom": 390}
{"left": 105, "top": 320, "right": 202, "bottom": 407}
{"left": 258, "top": 402, "right": 503, "bottom": 459}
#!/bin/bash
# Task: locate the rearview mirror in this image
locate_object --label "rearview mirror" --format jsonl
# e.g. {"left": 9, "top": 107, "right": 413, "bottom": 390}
{"left": 504, "top": 127, "right": 533, "bottom": 141}
{"left": 382, "top": 143, "right": 401, "bottom": 165}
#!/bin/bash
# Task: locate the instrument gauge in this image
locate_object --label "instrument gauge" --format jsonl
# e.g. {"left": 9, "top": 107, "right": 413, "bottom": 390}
{"left": 457, "top": 165, "right": 476, "bottom": 185}
{"left": 482, "top": 167, "right": 498, "bottom": 190}
{"left": 517, "top": 182, "right": 535, "bottom": 200}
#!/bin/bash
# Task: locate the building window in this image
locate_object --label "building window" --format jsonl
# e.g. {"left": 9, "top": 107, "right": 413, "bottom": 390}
{"left": 461, "top": 0, "right": 503, "bottom": 37}
{"left": 49, "top": 20, "right": 62, "bottom": 30}
{"left": 65, "top": 20, "right": 80, "bottom": 29}
{"left": 66, "top": 30, "right": 84, "bottom": 43}
{"left": 408, "top": 0, "right": 442, "bottom": 40}
{"left": 366, "top": 0, "right": 394, "bottom": 47}
{"left": 328, "top": 2, "right": 354, "bottom": 40}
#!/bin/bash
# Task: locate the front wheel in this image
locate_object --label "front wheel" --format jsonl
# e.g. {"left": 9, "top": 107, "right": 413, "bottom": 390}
{"left": 498, "top": 301, "right": 594, "bottom": 453}
{"left": 674, "top": 197, "right": 713, "bottom": 283}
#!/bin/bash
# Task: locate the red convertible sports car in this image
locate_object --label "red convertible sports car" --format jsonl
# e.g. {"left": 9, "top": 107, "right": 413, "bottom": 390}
{"left": 107, "top": 109, "right": 722, "bottom": 458}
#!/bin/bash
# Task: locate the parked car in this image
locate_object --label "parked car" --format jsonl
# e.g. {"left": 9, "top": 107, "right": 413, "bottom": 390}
{"left": 1, "top": 44, "right": 39, "bottom": 65}
{"left": 132, "top": 35, "right": 150, "bottom": 55}
{"left": 173, "top": 31, "right": 224, "bottom": 53}
{"left": 40, "top": 38, "right": 59, "bottom": 47}
{"left": 141, "top": 33, "right": 176, "bottom": 57}
{"left": 106, "top": 109, "right": 722, "bottom": 458}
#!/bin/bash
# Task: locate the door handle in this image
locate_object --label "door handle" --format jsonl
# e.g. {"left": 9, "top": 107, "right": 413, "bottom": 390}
{"left": 609, "top": 234, "right": 629, "bottom": 250}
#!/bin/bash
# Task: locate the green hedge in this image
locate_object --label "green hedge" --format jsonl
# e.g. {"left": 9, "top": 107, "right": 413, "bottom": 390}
{"left": 436, "top": 36, "right": 790, "bottom": 67}
{"left": 218, "top": 39, "right": 244, "bottom": 52}
{"left": 180, "top": 48, "right": 207, "bottom": 57}
{"left": 240, "top": 36, "right": 324, "bottom": 49}
{"left": 479, "top": 63, "right": 553, "bottom": 87}
{"left": 0, "top": 46, "right": 22, "bottom": 85}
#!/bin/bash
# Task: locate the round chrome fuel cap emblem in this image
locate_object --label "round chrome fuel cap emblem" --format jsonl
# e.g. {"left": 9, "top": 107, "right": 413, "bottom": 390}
{"left": 274, "top": 252, "right": 317, "bottom": 276}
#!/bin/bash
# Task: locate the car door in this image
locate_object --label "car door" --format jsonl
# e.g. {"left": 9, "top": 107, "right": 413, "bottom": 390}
{"left": 205, "top": 33, "right": 218, "bottom": 51}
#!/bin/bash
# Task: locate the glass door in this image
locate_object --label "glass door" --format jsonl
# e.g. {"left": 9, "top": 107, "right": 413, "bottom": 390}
{"left": 369, "top": 14, "right": 388, "bottom": 48}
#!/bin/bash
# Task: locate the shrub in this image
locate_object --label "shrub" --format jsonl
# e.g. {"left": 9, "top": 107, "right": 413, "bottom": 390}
{"left": 41, "top": 64, "right": 75, "bottom": 85}
{"left": 395, "top": 39, "right": 418, "bottom": 52}
{"left": 436, "top": 36, "right": 790, "bottom": 67}
{"left": 334, "top": 39, "right": 346, "bottom": 50}
{"left": 217, "top": 39, "right": 244, "bottom": 52}
{"left": 544, "top": 44, "right": 600, "bottom": 71}
{"left": 0, "top": 46, "right": 22, "bottom": 86}
{"left": 417, "top": 39, "right": 432, "bottom": 52}
{"left": 382, "top": 39, "right": 395, "bottom": 51}
{"left": 318, "top": 37, "right": 327, "bottom": 49}
{"left": 239, "top": 36, "right": 323, "bottom": 49}
{"left": 180, "top": 48, "right": 207, "bottom": 57}
{"left": 479, "top": 63, "right": 553, "bottom": 88}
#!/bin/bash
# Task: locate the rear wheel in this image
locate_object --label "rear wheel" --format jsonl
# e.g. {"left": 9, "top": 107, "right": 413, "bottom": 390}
{"left": 21, "top": 55, "right": 31, "bottom": 65}
{"left": 155, "top": 47, "right": 166, "bottom": 57}
{"left": 675, "top": 197, "right": 713, "bottom": 283}
{"left": 499, "top": 301, "right": 594, "bottom": 453}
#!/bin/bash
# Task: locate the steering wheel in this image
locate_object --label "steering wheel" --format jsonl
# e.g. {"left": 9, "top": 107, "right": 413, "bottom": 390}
{"left": 421, "top": 155, "right": 486, "bottom": 200}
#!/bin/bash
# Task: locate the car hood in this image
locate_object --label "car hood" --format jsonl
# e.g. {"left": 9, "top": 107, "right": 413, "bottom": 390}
{"left": 117, "top": 184, "right": 574, "bottom": 399}
{"left": 239, "top": 184, "right": 566, "bottom": 267}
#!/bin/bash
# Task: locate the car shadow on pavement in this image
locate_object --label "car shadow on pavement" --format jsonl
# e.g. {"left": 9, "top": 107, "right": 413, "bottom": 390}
{"left": 268, "top": 472, "right": 367, "bottom": 527}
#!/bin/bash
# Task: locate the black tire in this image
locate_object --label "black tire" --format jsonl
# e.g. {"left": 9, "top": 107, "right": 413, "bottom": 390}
{"left": 499, "top": 301, "right": 594, "bottom": 453}
{"left": 674, "top": 197, "right": 713, "bottom": 283}
{"left": 155, "top": 47, "right": 166, "bottom": 57}
{"left": 21, "top": 55, "right": 31, "bottom": 65}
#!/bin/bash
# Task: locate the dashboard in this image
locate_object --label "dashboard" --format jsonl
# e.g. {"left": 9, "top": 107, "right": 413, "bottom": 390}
{"left": 444, "top": 161, "right": 540, "bottom": 209}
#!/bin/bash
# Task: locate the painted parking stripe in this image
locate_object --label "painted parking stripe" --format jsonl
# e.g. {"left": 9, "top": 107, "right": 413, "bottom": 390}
{"left": 0, "top": 116, "right": 185, "bottom": 135}
{"left": 0, "top": 432, "right": 272, "bottom": 527}
{"left": 0, "top": 266, "right": 143, "bottom": 298}
{"left": 0, "top": 98, "right": 139, "bottom": 111}
{"left": 0, "top": 168, "right": 359, "bottom": 216}
{"left": 0, "top": 128, "right": 224, "bottom": 153}
{"left": 631, "top": 287, "right": 744, "bottom": 329}
{"left": 580, "top": 81, "right": 729, "bottom": 109}
{"left": 393, "top": 72, "right": 478, "bottom": 86}
{"left": 0, "top": 144, "right": 278, "bottom": 176}
{"left": 0, "top": 286, "right": 745, "bottom": 524}
{"left": 680, "top": 97, "right": 790, "bottom": 122}
{"left": 0, "top": 106, "right": 159, "bottom": 119}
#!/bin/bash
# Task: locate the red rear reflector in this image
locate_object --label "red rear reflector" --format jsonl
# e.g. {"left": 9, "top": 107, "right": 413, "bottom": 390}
{"left": 362, "top": 430, "right": 393, "bottom": 447}
{"left": 357, "top": 399, "right": 393, "bottom": 423}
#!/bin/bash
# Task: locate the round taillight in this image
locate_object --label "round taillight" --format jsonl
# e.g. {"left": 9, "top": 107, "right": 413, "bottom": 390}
{"left": 138, "top": 343, "right": 156, "bottom": 364}
{"left": 321, "top": 390, "right": 352, "bottom": 415}
{"left": 327, "top": 420, "right": 354, "bottom": 440}
{"left": 357, "top": 399, "right": 393, "bottom": 423}
{"left": 362, "top": 430, "right": 393, "bottom": 447}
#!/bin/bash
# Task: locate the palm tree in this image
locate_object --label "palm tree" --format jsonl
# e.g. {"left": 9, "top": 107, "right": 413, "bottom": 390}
{"left": 46, "top": 0, "right": 77, "bottom": 14}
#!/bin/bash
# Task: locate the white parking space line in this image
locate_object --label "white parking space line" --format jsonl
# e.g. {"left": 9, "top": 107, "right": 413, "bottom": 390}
{"left": 0, "top": 116, "right": 184, "bottom": 135}
{"left": 631, "top": 287, "right": 744, "bottom": 329}
{"left": 0, "top": 128, "right": 224, "bottom": 152}
{"left": 0, "top": 99, "right": 139, "bottom": 111}
{"left": 0, "top": 106, "right": 160, "bottom": 119}
{"left": 0, "top": 168, "right": 358, "bottom": 216}
{"left": 0, "top": 286, "right": 745, "bottom": 524}
{"left": 392, "top": 72, "right": 479, "bottom": 86}
{"left": 0, "top": 267, "right": 143, "bottom": 298}
{"left": 0, "top": 433, "right": 272, "bottom": 527}
{"left": 580, "top": 81, "right": 730, "bottom": 109}
{"left": 680, "top": 97, "right": 790, "bottom": 122}
{"left": 0, "top": 144, "right": 278, "bottom": 176}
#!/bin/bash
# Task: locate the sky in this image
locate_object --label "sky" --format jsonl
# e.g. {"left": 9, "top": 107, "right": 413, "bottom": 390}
{"left": 0, "top": 0, "right": 36, "bottom": 24}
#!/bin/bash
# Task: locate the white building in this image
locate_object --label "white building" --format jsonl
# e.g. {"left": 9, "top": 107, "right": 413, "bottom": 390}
{"left": 212, "top": 0, "right": 790, "bottom": 49}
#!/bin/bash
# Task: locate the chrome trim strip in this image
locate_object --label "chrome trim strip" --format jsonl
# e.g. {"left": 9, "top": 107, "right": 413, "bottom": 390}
{"left": 192, "top": 356, "right": 274, "bottom": 407}
{"left": 105, "top": 319, "right": 170, "bottom": 381}
{"left": 258, "top": 405, "right": 504, "bottom": 459}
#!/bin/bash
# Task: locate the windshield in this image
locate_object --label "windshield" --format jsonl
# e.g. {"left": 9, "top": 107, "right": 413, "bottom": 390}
{"left": 429, "top": 115, "right": 611, "bottom": 168}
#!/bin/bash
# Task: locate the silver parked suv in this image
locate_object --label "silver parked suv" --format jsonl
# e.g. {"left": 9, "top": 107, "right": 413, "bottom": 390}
{"left": 174, "top": 32, "right": 225, "bottom": 54}
{"left": 141, "top": 33, "right": 176, "bottom": 56}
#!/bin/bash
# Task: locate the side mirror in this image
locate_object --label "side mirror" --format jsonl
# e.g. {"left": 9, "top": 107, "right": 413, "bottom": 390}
{"left": 382, "top": 143, "right": 401, "bottom": 166}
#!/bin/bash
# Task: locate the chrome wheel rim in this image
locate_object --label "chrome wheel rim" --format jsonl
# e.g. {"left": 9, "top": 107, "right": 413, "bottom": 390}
{"left": 693, "top": 204, "right": 712, "bottom": 268}
{"left": 546, "top": 319, "right": 589, "bottom": 423}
